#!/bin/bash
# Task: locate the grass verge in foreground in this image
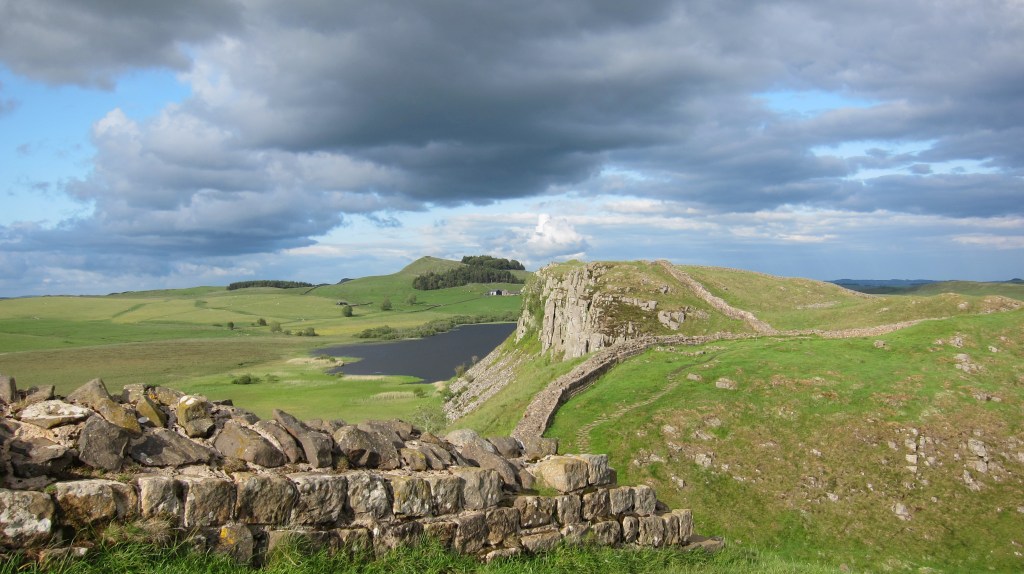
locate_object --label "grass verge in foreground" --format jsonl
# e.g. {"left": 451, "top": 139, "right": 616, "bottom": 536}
{"left": 0, "top": 539, "right": 845, "bottom": 574}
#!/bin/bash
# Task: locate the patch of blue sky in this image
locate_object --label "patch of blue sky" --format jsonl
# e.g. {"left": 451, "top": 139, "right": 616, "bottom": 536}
{"left": 0, "top": 67, "right": 188, "bottom": 226}
{"left": 755, "top": 89, "right": 878, "bottom": 117}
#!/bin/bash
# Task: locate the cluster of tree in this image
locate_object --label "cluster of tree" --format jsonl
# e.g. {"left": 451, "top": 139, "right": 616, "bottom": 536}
{"left": 413, "top": 267, "right": 524, "bottom": 291}
{"left": 356, "top": 312, "right": 518, "bottom": 340}
{"left": 460, "top": 255, "right": 525, "bottom": 270}
{"left": 226, "top": 280, "right": 315, "bottom": 291}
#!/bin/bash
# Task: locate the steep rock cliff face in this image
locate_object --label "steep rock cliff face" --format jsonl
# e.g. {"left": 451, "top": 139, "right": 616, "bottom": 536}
{"left": 516, "top": 263, "right": 670, "bottom": 360}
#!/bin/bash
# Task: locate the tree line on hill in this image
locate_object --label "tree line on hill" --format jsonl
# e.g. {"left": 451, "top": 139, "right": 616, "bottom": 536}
{"left": 413, "top": 260, "right": 525, "bottom": 291}
{"left": 460, "top": 255, "right": 525, "bottom": 270}
{"left": 226, "top": 280, "right": 318, "bottom": 290}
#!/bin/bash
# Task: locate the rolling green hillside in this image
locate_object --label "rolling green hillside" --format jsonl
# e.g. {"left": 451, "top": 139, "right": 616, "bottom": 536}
{"left": 0, "top": 257, "right": 528, "bottom": 422}
{"left": 453, "top": 260, "right": 1024, "bottom": 572}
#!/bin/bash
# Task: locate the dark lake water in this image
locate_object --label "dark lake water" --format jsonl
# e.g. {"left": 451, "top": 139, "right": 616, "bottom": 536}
{"left": 313, "top": 323, "right": 517, "bottom": 383}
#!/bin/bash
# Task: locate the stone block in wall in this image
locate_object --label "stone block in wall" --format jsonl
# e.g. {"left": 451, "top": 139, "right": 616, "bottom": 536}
{"left": 582, "top": 489, "right": 610, "bottom": 521}
{"left": 459, "top": 444, "right": 520, "bottom": 488}
{"left": 673, "top": 508, "right": 693, "bottom": 543}
{"left": 333, "top": 426, "right": 400, "bottom": 470}
{"left": 373, "top": 521, "right": 423, "bottom": 555}
{"left": 67, "top": 378, "right": 142, "bottom": 435}
{"left": 391, "top": 476, "right": 432, "bottom": 517}
{"left": 633, "top": 485, "right": 657, "bottom": 516}
{"left": 453, "top": 511, "right": 487, "bottom": 554}
{"left": 485, "top": 507, "right": 520, "bottom": 546}
{"left": 451, "top": 467, "right": 502, "bottom": 511}
{"left": 0, "top": 374, "right": 16, "bottom": 403}
{"left": 0, "top": 488, "right": 54, "bottom": 547}
{"left": 621, "top": 515, "right": 639, "bottom": 544}
{"left": 135, "top": 395, "right": 167, "bottom": 428}
{"left": 253, "top": 421, "right": 303, "bottom": 464}
{"left": 399, "top": 447, "right": 428, "bottom": 471}
{"left": 214, "top": 420, "right": 287, "bottom": 468}
{"left": 575, "top": 454, "right": 613, "bottom": 486}
{"left": 137, "top": 476, "right": 182, "bottom": 523}
{"left": 266, "top": 529, "right": 336, "bottom": 556}
{"left": 560, "top": 522, "right": 591, "bottom": 546}
{"left": 235, "top": 473, "right": 297, "bottom": 524}
{"left": 121, "top": 383, "right": 147, "bottom": 403}
{"left": 287, "top": 473, "right": 347, "bottom": 526}
{"left": 531, "top": 456, "right": 589, "bottom": 493}
{"left": 77, "top": 415, "right": 131, "bottom": 471}
{"left": 555, "top": 494, "right": 582, "bottom": 525}
{"left": 487, "top": 436, "right": 523, "bottom": 459}
{"left": 65, "top": 378, "right": 113, "bottom": 409}
{"left": 214, "top": 522, "right": 254, "bottom": 564}
{"left": 520, "top": 436, "right": 558, "bottom": 461}
{"left": 182, "top": 477, "right": 235, "bottom": 528}
{"left": 608, "top": 486, "right": 634, "bottom": 516}
{"left": 513, "top": 496, "right": 555, "bottom": 528}
{"left": 54, "top": 479, "right": 137, "bottom": 529}
{"left": 346, "top": 472, "right": 392, "bottom": 521}
{"left": 147, "top": 386, "right": 184, "bottom": 407}
{"left": 414, "top": 442, "right": 455, "bottom": 470}
{"left": 177, "top": 395, "right": 215, "bottom": 438}
{"left": 484, "top": 547, "right": 522, "bottom": 562}
{"left": 8, "top": 436, "right": 73, "bottom": 478}
{"left": 663, "top": 512, "right": 680, "bottom": 545}
{"left": 425, "top": 474, "right": 463, "bottom": 515}
{"left": 21, "top": 385, "right": 54, "bottom": 406}
{"left": 18, "top": 400, "right": 92, "bottom": 429}
{"left": 273, "top": 410, "right": 334, "bottom": 469}
{"left": 520, "top": 526, "right": 561, "bottom": 554}
{"left": 360, "top": 419, "right": 415, "bottom": 442}
{"left": 423, "top": 520, "right": 457, "bottom": 549}
{"left": 590, "top": 520, "right": 622, "bottom": 546}
{"left": 334, "top": 527, "right": 372, "bottom": 554}
{"left": 129, "top": 427, "right": 216, "bottom": 467}
{"left": 637, "top": 515, "right": 665, "bottom": 547}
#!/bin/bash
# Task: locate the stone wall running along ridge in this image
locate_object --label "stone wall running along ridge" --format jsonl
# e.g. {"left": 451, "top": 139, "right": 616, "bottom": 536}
{"left": 0, "top": 374, "right": 722, "bottom": 565}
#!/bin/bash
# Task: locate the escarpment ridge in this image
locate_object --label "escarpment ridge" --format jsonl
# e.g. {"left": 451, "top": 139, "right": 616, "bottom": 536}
{"left": 0, "top": 374, "right": 719, "bottom": 564}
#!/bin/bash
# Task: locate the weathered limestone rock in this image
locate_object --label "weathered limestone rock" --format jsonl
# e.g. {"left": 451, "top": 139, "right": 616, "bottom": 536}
{"left": 451, "top": 467, "right": 502, "bottom": 510}
{"left": 65, "top": 378, "right": 113, "bottom": 409}
{"left": 18, "top": 400, "right": 92, "bottom": 429}
{"left": 54, "top": 479, "right": 137, "bottom": 528}
{"left": 399, "top": 447, "right": 428, "bottom": 471}
{"left": 560, "top": 522, "right": 591, "bottom": 545}
{"left": 424, "top": 521, "right": 458, "bottom": 548}
{"left": 77, "top": 415, "right": 131, "bottom": 471}
{"left": 532, "top": 456, "right": 589, "bottom": 493}
{"left": 235, "top": 473, "right": 297, "bottom": 524}
{"left": 591, "top": 520, "right": 622, "bottom": 546}
{"left": 445, "top": 428, "right": 496, "bottom": 453}
{"left": 487, "top": 436, "right": 523, "bottom": 459}
{"left": 609, "top": 486, "right": 635, "bottom": 515}
{"left": 622, "top": 515, "right": 639, "bottom": 543}
{"left": 413, "top": 442, "right": 456, "bottom": 470}
{"left": 514, "top": 496, "right": 555, "bottom": 528}
{"left": 425, "top": 474, "right": 463, "bottom": 515}
{"left": 288, "top": 473, "right": 347, "bottom": 526}
{"left": 673, "top": 508, "right": 693, "bottom": 542}
{"left": 177, "top": 395, "right": 215, "bottom": 438}
{"left": 137, "top": 476, "right": 182, "bottom": 522}
{"left": 458, "top": 442, "right": 520, "bottom": 488}
{"left": 638, "top": 515, "right": 666, "bottom": 547}
{"left": 555, "top": 494, "right": 582, "bottom": 525}
{"left": 663, "top": 512, "right": 680, "bottom": 545}
{"left": 360, "top": 419, "right": 415, "bottom": 442}
{"left": 0, "top": 374, "right": 16, "bottom": 403}
{"left": 214, "top": 522, "right": 254, "bottom": 564}
{"left": 582, "top": 489, "right": 610, "bottom": 520}
{"left": 484, "top": 547, "right": 522, "bottom": 562}
{"left": 486, "top": 507, "right": 520, "bottom": 545}
{"left": 21, "top": 386, "right": 54, "bottom": 406}
{"left": 391, "top": 476, "right": 432, "bottom": 517}
{"left": 266, "top": 529, "right": 335, "bottom": 556}
{"left": 129, "top": 427, "right": 216, "bottom": 467}
{"left": 633, "top": 485, "right": 657, "bottom": 516}
{"left": 121, "top": 384, "right": 148, "bottom": 404}
{"left": 575, "top": 454, "right": 612, "bottom": 486}
{"left": 333, "top": 425, "right": 399, "bottom": 469}
{"left": 335, "top": 527, "right": 372, "bottom": 553}
{"left": 373, "top": 521, "right": 423, "bottom": 555}
{"left": 521, "top": 527, "right": 561, "bottom": 553}
{"left": 9, "top": 436, "right": 73, "bottom": 478}
{"left": 213, "top": 420, "right": 287, "bottom": 468}
{"left": 452, "top": 511, "right": 487, "bottom": 554}
{"left": 147, "top": 386, "right": 184, "bottom": 407}
{"left": 182, "top": 477, "right": 235, "bottom": 527}
{"left": 134, "top": 395, "right": 167, "bottom": 428}
{"left": 346, "top": 472, "right": 392, "bottom": 521}
{"left": 0, "top": 488, "right": 54, "bottom": 547}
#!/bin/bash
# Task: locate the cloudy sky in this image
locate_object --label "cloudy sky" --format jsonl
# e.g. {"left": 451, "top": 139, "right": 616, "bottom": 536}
{"left": 1, "top": 1, "right": 1022, "bottom": 296}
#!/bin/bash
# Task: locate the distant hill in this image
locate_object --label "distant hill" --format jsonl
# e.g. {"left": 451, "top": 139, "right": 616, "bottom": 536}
{"left": 835, "top": 278, "right": 1024, "bottom": 300}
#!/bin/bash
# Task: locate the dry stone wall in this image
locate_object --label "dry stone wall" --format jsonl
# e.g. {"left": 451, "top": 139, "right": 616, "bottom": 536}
{"left": 0, "top": 375, "right": 719, "bottom": 564}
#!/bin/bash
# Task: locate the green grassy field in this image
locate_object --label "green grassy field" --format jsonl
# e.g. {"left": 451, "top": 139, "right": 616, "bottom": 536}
{"left": 0, "top": 257, "right": 524, "bottom": 422}
{"left": 544, "top": 309, "right": 1024, "bottom": 572}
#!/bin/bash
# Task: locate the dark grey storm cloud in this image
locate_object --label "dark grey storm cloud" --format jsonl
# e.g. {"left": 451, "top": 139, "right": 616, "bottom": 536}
{"left": 1, "top": 0, "right": 1022, "bottom": 278}
{"left": 0, "top": 0, "right": 242, "bottom": 87}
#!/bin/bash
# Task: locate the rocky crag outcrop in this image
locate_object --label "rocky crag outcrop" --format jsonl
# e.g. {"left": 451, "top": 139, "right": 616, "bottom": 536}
{"left": 0, "top": 375, "right": 719, "bottom": 564}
